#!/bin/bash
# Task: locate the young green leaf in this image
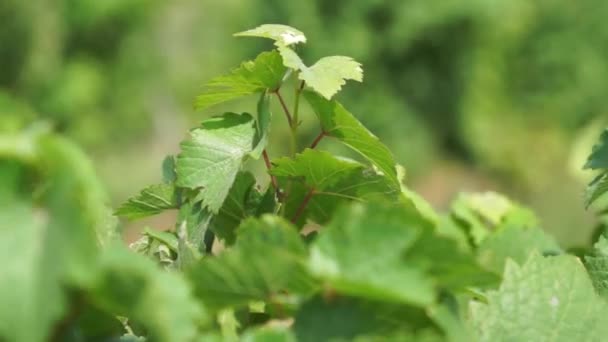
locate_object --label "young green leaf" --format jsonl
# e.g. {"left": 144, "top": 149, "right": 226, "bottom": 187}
{"left": 272, "top": 149, "right": 362, "bottom": 190}
{"left": 234, "top": 24, "right": 306, "bottom": 46}
{"left": 188, "top": 215, "right": 316, "bottom": 310}
{"left": 250, "top": 92, "right": 272, "bottom": 159}
{"left": 300, "top": 56, "right": 363, "bottom": 100}
{"left": 176, "top": 112, "right": 257, "bottom": 213}
{"left": 115, "top": 183, "right": 178, "bottom": 220}
{"left": 303, "top": 91, "right": 399, "bottom": 187}
{"left": 273, "top": 149, "right": 397, "bottom": 226}
{"left": 211, "top": 171, "right": 260, "bottom": 245}
{"left": 470, "top": 254, "right": 608, "bottom": 341}
{"left": 195, "top": 51, "right": 286, "bottom": 111}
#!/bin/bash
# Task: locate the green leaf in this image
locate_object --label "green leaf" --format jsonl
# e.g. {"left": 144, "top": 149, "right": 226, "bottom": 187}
{"left": 115, "top": 183, "right": 178, "bottom": 220}
{"left": 0, "top": 134, "right": 113, "bottom": 341}
{"left": 195, "top": 51, "right": 286, "bottom": 111}
{"left": 303, "top": 91, "right": 399, "bottom": 187}
{"left": 584, "top": 128, "right": 608, "bottom": 170}
{"left": 309, "top": 202, "right": 435, "bottom": 306}
{"left": 477, "top": 225, "right": 562, "bottom": 274}
{"left": 161, "top": 155, "right": 177, "bottom": 183}
{"left": 89, "top": 246, "right": 207, "bottom": 342}
{"left": 300, "top": 56, "right": 363, "bottom": 99}
{"left": 234, "top": 24, "right": 306, "bottom": 46}
{"left": 272, "top": 149, "right": 397, "bottom": 226}
{"left": 211, "top": 171, "right": 260, "bottom": 245}
{"left": 176, "top": 112, "right": 257, "bottom": 212}
{"left": 470, "top": 254, "right": 608, "bottom": 341}
{"left": 250, "top": 92, "right": 272, "bottom": 159}
{"left": 585, "top": 236, "right": 608, "bottom": 298}
{"left": 585, "top": 172, "right": 608, "bottom": 208}
{"left": 272, "top": 149, "right": 362, "bottom": 190}
{"left": 188, "top": 215, "right": 315, "bottom": 311}
{"left": 404, "top": 229, "right": 500, "bottom": 291}
{"left": 450, "top": 192, "right": 538, "bottom": 246}
{"left": 241, "top": 326, "right": 296, "bottom": 342}
{"left": 294, "top": 296, "right": 441, "bottom": 342}
{"left": 176, "top": 201, "right": 211, "bottom": 267}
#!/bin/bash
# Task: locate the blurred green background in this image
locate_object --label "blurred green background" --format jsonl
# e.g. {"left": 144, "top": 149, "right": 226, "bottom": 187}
{"left": 1, "top": 0, "right": 607, "bottom": 246}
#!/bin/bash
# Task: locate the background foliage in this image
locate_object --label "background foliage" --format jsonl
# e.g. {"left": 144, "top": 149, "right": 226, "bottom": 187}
{"left": 1, "top": 0, "right": 607, "bottom": 242}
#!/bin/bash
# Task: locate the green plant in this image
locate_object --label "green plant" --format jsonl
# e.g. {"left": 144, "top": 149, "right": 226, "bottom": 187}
{"left": 3, "top": 24, "right": 608, "bottom": 342}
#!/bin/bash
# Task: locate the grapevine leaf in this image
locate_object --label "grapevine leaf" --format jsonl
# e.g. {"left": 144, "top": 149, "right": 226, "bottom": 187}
{"left": 161, "top": 155, "right": 177, "bottom": 183}
{"left": 271, "top": 149, "right": 362, "bottom": 190}
{"left": 477, "top": 225, "right": 562, "bottom": 274}
{"left": 195, "top": 51, "right": 286, "bottom": 111}
{"left": 0, "top": 134, "right": 113, "bottom": 342}
{"left": 176, "top": 112, "right": 257, "bottom": 213}
{"left": 273, "top": 150, "right": 397, "bottom": 226}
{"left": 300, "top": 56, "right": 363, "bottom": 99}
{"left": 277, "top": 45, "right": 306, "bottom": 70}
{"left": 404, "top": 229, "right": 500, "bottom": 290}
{"left": 241, "top": 326, "right": 296, "bottom": 342}
{"left": 585, "top": 236, "right": 608, "bottom": 298}
{"left": 89, "top": 246, "right": 207, "bottom": 342}
{"left": 585, "top": 172, "right": 608, "bottom": 208}
{"left": 211, "top": 171, "right": 260, "bottom": 245}
{"left": 470, "top": 254, "right": 608, "bottom": 341}
{"left": 234, "top": 24, "right": 306, "bottom": 46}
{"left": 303, "top": 91, "right": 399, "bottom": 187}
{"left": 250, "top": 92, "right": 272, "bottom": 159}
{"left": 115, "top": 184, "right": 178, "bottom": 220}
{"left": 294, "top": 296, "right": 442, "bottom": 342}
{"left": 308, "top": 202, "right": 435, "bottom": 306}
{"left": 188, "top": 215, "right": 316, "bottom": 310}
{"left": 176, "top": 201, "right": 211, "bottom": 267}
{"left": 584, "top": 128, "right": 608, "bottom": 170}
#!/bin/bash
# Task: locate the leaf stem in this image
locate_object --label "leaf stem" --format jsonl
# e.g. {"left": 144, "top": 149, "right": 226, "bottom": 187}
{"left": 310, "top": 131, "right": 327, "bottom": 149}
{"left": 263, "top": 150, "right": 280, "bottom": 198}
{"left": 292, "top": 188, "right": 315, "bottom": 223}
{"left": 274, "top": 90, "right": 293, "bottom": 128}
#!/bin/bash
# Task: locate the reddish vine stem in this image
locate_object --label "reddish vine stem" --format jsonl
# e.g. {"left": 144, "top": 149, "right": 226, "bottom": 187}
{"left": 273, "top": 90, "right": 293, "bottom": 127}
{"left": 292, "top": 188, "right": 315, "bottom": 223}
{"left": 262, "top": 150, "right": 280, "bottom": 198}
{"left": 310, "top": 131, "right": 327, "bottom": 149}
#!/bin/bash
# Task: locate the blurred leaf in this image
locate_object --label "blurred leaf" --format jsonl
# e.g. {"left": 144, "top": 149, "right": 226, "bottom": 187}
{"left": 584, "top": 129, "right": 608, "bottom": 170}
{"left": 477, "top": 225, "right": 562, "bottom": 274}
{"left": 303, "top": 91, "right": 399, "bottom": 187}
{"left": 585, "top": 236, "right": 608, "bottom": 298}
{"left": 241, "top": 326, "right": 296, "bottom": 342}
{"left": 294, "top": 296, "right": 440, "bottom": 342}
{"left": 234, "top": 24, "right": 306, "bottom": 46}
{"left": 470, "top": 254, "right": 608, "bottom": 341}
{"left": 161, "top": 155, "right": 177, "bottom": 184}
{"left": 115, "top": 184, "right": 177, "bottom": 220}
{"left": 176, "top": 113, "right": 256, "bottom": 212}
{"left": 90, "top": 246, "right": 207, "bottom": 342}
{"left": 188, "top": 215, "right": 316, "bottom": 311}
{"left": 195, "top": 51, "right": 286, "bottom": 111}
{"left": 309, "top": 202, "right": 434, "bottom": 306}
{"left": 585, "top": 173, "right": 608, "bottom": 209}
